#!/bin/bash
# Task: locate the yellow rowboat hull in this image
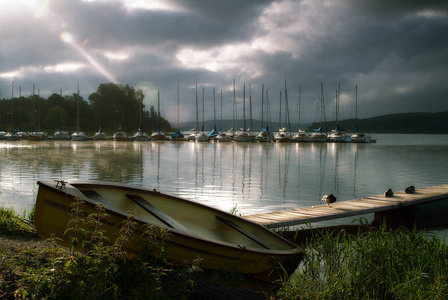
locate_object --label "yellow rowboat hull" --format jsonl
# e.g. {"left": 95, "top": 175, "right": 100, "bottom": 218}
{"left": 34, "top": 180, "right": 302, "bottom": 279}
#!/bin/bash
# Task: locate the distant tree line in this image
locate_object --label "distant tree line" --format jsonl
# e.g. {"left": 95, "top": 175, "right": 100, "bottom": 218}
{"left": 0, "top": 83, "right": 174, "bottom": 134}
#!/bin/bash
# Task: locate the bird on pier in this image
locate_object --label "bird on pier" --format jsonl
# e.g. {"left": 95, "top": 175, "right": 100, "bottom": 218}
{"left": 384, "top": 188, "right": 393, "bottom": 197}
{"left": 405, "top": 186, "right": 415, "bottom": 194}
{"left": 322, "top": 194, "right": 337, "bottom": 207}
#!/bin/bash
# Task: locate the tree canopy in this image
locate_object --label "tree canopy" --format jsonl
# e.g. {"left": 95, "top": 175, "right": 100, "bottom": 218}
{"left": 0, "top": 83, "right": 174, "bottom": 134}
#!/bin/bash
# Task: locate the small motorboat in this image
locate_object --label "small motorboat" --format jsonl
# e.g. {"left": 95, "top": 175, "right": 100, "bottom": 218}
{"left": 34, "top": 180, "right": 302, "bottom": 280}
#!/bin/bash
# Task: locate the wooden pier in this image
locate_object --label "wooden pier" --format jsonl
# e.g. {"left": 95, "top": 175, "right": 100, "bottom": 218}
{"left": 243, "top": 185, "right": 448, "bottom": 229}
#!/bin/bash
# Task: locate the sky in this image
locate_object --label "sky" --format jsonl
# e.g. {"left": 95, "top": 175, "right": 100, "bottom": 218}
{"left": 1, "top": 0, "right": 447, "bottom": 127}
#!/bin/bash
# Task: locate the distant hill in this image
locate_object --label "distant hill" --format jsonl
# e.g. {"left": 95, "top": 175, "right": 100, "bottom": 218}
{"left": 178, "top": 111, "right": 448, "bottom": 134}
{"left": 306, "top": 111, "right": 448, "bottom": 134}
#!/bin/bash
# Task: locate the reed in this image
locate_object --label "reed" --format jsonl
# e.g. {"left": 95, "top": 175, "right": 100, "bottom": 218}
{"left": 278, "top": 223, "right": 448, "bottom": 299}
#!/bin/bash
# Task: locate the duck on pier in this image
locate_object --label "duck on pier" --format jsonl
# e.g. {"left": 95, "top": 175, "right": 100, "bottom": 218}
{"left": 384, "top": 188, "right": 393, "bottom": 197}
{"left": 322, "top": 194, "right": 337, "bottom": 207}
{"left": 405, "top": 186, "right": 415, "bottom": 194}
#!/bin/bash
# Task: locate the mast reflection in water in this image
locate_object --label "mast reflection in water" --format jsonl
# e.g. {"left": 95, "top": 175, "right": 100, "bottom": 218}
{"left": 1, "top": 134, "right": 448, "bottom": 223}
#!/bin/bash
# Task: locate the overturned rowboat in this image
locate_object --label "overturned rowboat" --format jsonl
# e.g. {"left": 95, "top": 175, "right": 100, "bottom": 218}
{"left": 34, "top": 180, "right": 302, "bottom": 280}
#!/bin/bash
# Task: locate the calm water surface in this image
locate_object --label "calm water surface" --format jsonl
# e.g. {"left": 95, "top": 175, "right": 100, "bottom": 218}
{"left": 1, "top": 134, "right": 447, "bottom": 226}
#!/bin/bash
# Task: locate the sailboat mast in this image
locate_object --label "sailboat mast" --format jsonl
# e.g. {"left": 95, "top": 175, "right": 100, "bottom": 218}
{"left": 266, "top": 89, "right": 269, "bottom": 128}
{"left": 279, "top": 91, "right": 282, "bottom": 129}
{"left": 243, "top": 83, "right": 246, "bottom": 131}
{"left": 261, "top": 84, "right": 264, "bottom": 129}
{"left": 37, "top": 88, "right": 40, "bottom": 131}
{"left": 202, "top": 87, "right": 204, "bottom": 131}
{"left": 319, "top": 82, "right": 323, "bottom": 128}
{"left": 195, "top": 82, "right": 199, "bottom": 132}
{"left": 77, "top": 81, "right": 80, "bottom": 132}
{"left": 177, "top": 80, "right": 180, "bottom": 129}
{"left": 233, "top": 79, "right": 237, "bottom": 131}
{"left": 11, "top": 80, "right": 14, "bottom": 129}
{"left": 355, "top": 84, "right": 358, "bottom": 131}
{"left": 355, "top": 84, "right": 358, "bottom": 120}
{"left": 157, "top": 90, "right": 160, "bottom": 131}
{"left": 32, "top": 84, "right": 35, "bottom": 130}
{"left": 213, "top": 87, "right": 216, "bottom": 129}
{"left": 220, "top": 89, "right": 223, "bottom": 131}
{"left": 298, "top": 85, "right": 301, "bottom": 130}
{"left": 284, "top": 78, "right": 290, "bottom": 132}
{"left": 249, "top": 83, "right": 253, "bottom": 132}
{"left": 60, "top": 89, "right": 63, "bottom": 130}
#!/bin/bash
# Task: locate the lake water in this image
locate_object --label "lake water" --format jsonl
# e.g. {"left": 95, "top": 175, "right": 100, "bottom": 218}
{"left": 1, "top": 134, "right": 447, "bottom": 227}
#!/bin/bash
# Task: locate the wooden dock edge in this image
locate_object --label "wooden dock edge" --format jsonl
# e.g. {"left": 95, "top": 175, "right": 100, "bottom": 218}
{"left": 243, "top": 184, "right": 448, "bottom": 229}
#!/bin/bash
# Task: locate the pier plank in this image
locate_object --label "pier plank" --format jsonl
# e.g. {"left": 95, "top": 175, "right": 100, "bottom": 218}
{"left": 244, "top": 185, "right": 448, "bottom": 228}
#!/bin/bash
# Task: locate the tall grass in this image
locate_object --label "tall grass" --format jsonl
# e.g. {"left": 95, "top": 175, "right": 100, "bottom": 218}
{"left": 278, "top": 224, "right": 448, "bottom": 299}
{"left": 0, "top": 206, "right": 35, "bottom": 235}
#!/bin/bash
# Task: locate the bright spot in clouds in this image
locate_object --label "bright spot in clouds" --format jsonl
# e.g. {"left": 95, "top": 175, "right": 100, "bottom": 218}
{"left": 44, "top": 63, "right": 85, "bottom": 73}
{"left": 60, "top": 32, "right": 74, "bottom": 44}
{"left": 104, "top": 51, "right": 130, "bottom": 61}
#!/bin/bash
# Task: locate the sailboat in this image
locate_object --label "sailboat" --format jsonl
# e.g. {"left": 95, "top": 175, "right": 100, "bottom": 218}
{"left": 292, "top": 85, "right": 309, "bottom": 142}
{"left": 54, "top": 89, "right": 71, "bottom": 140}
{"left": 187, "top": 82, "right": 199, "bottom": 141}
{"left": 150, "top": 91, "right": 166, "bottom": 141}
{"left": 216, "top": 89, "right": 232, "bottom": 142}
{"left": 5, "top": 81, "right": 21, "bottom": 141}
{"left": 247, "top": 83, "right": 257, "bottom": 141}
{"left": 28, "top": 86, "right": 47, "bottom": 141}
{"left": 195, "top": 87, "right": 209, "bottom": 142}
{"left": 71, "top": 82, "right": 87, "bottom": 141}
{"left": 0, "top": 101, "right": 5, "bottom": 139}
{"left": 234, "top": 83, "right": 250, "bottom": 142}
{"left": 132, "top": 94, "right": 150, "bottom": 141}
{"left": 308, "top": 83, "right": 328, "bottom": 142}
{"left": 351, "top": 85, "right": 372, "bottom": 143}
{"left": 207, "top": 88, "right": 219, "bottom": 141}
{"left": 171, "top": 81, "right": 186, "bottom": 141}
{"left": 256, "top": 84, "right": 274, "bottom": 142}
{"left": 225, "top": 79, "right": 237, "bottom": 140}
{"left": 275, "top": 79, "right": 292, "bottom": 142}
{"left": 93, "top": 95, "right": 108, "bottom": 140}
{"left": 328, "top": 82, "right": 351, "bottom": 143}
{"left": 275, "top": 80, "right": 292, "bottom": 142}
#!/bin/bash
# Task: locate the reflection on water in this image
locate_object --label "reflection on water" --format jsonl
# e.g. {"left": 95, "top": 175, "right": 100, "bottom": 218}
{"left": 1, "top": 134, "right": 448, "bottom": 219}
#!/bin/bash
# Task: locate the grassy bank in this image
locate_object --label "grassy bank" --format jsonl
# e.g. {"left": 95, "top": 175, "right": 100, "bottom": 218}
{"left": 0, "top": 205, "right": 267, "bottom": 299}
{"left": 2, "top": 206, "right": 448, "bottom": 299}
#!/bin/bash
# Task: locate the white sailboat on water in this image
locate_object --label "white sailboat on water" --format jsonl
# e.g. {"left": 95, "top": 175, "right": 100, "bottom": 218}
{"left": 351, "top": 84, "right": 372, "bottom": 143}
{"left": 207, "top": 88, "right": 219, "bottom": 141}
{"left": 150, "top": 91, "right": 166, "bottom": 141}
{"left": 275, "top": 79, "right": 292, "bottom": 142}
{"left": 216, "top": 89, "right": 232, "bottom": 142}
{"left": 93, "top": 95, "right": 108, "bottom": 140}
{"left": 195, "top": 87, "right": 209, "bottom": 142}
{"left": 54, "top": 89, "right": 71, "bottom": 140}
{"left": 171, "top": 81, "right": 186, "bottom": 141}
{"left": 256, "top": 84, "right": 274, "bottom": 142}
{"left": 28, "top": 86, "right": 47, "bottom": 141}
{"left": 187, "top": 82, "right": 200, "bottom": 141}
{"left": 308, "top": 82, "right": 328, "bottom": 142}
{"left": 71, "top": 82, "right": 87, "bottom": 141}
{"left": 292, "top": 85, "right": 309, "bottom": 142}
{"left": 328, "top": 82, "right": 351, "bottom": 142}
{"left": 234, "top": 83, "right": 251, "bottom": 142}
{"left": 5, "top": 81, "right": 21, "bottom": 141}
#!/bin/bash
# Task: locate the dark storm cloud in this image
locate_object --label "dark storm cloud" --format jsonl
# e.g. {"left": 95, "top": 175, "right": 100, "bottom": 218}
{"left": 1, "top": 0, "right": 447, "bottom": 125}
